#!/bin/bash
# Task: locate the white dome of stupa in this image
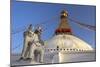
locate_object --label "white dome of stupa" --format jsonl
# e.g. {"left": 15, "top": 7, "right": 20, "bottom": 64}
{"left": 45, "top": 34, "right": 93, "bottom": 50}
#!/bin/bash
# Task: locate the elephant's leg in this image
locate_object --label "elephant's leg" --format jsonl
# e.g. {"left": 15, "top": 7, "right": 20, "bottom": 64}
{"left": 34, "top": 50, "right": 38, "bottom": 62}
{"left": 24, "top": 45, "right": 30, "bottom": 58}
{"left": 39, "top": 52, "right": 41, "bottom": 62}
{"left": 25, "top": 42, "right": 33, "bottom": 59}
{"left": 39, "top": 49, "right": 44, "bottom": 63}
{"left": 28, "top": 44, "right": 35, "bottom": 61}
{"left": 21, "top": 39, "right": 29, "bottom": 59}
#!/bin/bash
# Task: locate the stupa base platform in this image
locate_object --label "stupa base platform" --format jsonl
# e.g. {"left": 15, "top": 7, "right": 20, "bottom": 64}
{"left": 11, "top": 51, "right": 96, "bottom": 66}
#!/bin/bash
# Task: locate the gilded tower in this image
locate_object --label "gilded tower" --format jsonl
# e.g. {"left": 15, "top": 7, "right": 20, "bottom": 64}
{"left": 55, "top": 10, "right": 72, "bottom": 35}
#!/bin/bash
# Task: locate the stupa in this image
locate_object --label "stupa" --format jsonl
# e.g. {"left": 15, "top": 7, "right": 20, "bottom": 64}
{"left": 44, "top": 10, "right": 94, "bottom": 63}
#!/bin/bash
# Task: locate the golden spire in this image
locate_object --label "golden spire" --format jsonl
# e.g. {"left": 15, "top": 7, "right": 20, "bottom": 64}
{"left": 55, "top": 10, "right": 72, "bottom": 35}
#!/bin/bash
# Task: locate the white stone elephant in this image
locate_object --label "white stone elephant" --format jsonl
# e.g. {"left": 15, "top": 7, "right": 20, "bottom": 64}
{"left": 20, "top": 25, "right": 44, "bottom": 63}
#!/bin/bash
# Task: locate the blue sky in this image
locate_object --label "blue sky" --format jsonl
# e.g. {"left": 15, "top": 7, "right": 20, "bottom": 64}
{"left": 11, "top": 1, "right": 96, "bottom": 53}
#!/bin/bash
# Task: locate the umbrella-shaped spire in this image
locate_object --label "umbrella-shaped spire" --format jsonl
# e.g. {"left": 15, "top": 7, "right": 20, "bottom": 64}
{"left": 55, "top": 10, "right": 72, "bottom": 35}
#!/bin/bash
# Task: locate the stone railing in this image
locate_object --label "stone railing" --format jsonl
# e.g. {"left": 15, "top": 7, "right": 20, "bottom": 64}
{"left": 45, "top": 48, "right": 94, "bottom": 53}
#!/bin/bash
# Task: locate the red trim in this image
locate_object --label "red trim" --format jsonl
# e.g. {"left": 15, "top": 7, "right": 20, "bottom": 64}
{"left": 55, "top": 28, "right": 72, "bottom": 34}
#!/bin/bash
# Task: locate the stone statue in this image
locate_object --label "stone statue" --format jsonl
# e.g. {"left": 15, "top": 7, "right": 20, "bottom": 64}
{"left": 28, "top": 26, "right": 44, "bottom": 62}
{"left": 19, "top": 25, "right": 44, "bottom": 63}
{"left": 19, "top": 24, "right": 34, "bottom": 60}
